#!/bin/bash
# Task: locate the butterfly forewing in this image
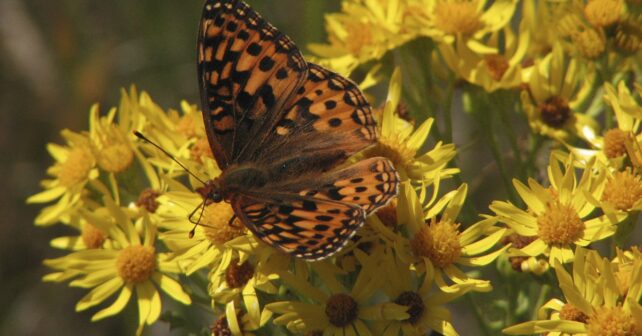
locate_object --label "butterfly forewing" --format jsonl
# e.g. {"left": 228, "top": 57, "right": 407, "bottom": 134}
{"left": 198, "top": 0, "right": 308, "bottom": 167}
{"left": 233, "top": 194, "right": 365, "bottom": 260}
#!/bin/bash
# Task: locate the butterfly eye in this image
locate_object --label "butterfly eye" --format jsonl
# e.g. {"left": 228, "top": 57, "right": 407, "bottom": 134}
{"left": 209, "top": 191, "right": 222, "bottom": 203}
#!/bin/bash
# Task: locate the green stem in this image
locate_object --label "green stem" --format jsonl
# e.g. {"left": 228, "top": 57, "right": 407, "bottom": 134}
{"left": 496, "top": 93, "right": 524, "bottom": 179}
{"left": 465, "top": 294, "right": 493, "bottom": 336}
{"left": 443, "top": 74, "right": 456, "bottom": 143}
{"left": 531, "top": 284, "right": 551, "bottom": 321}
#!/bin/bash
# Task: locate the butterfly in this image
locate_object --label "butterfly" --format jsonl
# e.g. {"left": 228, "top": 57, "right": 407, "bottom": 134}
{"left": 196, "top": 0, "right": 399, "bottom": 260}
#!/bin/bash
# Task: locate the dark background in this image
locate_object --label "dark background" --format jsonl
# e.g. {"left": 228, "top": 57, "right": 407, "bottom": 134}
{"left": 0, "top": 1, "right": 338, "bottom": 334}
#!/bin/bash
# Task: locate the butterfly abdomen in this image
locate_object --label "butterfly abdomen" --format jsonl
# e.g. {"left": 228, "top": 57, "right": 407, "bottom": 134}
{"left": 220, "top": 164, "right": 269, "bottom": 196}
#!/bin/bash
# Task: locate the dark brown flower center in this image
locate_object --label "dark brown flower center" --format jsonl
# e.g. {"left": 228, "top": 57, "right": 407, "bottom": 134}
{"left": 325, "top": 293, "right": 358, "bottom": 327}
{"left": 539, "top": 96, "right": 571, "bottom": 128}
{"left": 225, "top": 259, "right": 254, "bottom": 289}
{"left": 136, "top": 188, "right": 161, "bottom": 213}
{"left": 394, "top": 291, "right": 425, "bottom": 324}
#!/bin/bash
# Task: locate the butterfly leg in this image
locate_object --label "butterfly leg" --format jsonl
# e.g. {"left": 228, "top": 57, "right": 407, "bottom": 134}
{"left": 228, "top": 214, "right": 241, "bottom": 228}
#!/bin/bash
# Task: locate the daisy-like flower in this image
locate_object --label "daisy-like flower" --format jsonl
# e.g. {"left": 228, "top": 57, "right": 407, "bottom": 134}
{"left": 27, "top": 129, "right": 98, "bottom": 226}
{"left": 491, "top": 153, "right": 623, "bottom": 264}
{"left": 266, "top": 249, "right": 409, "bottom": 335}
{"left": 567, "top": 82, "right": 642, "bottom": 167}
{"left": 43, "top": 196, "right": 191, "bottom": 335}
{"left": 47, "top": 208, "right": 114, "bottom": 251}
{"left": 373, "top": 248, "right": 474, "bottom": 335}
{"left": 364, "top": 68, "right": 459, "bottom": 182}
{"left": 504, "top": 246, "right": 642, "bottom": 335}
{"left": 309, "top": 0, "right": 413, "bottom": 74}
{"left": 521, "top": 44, "right": 596, "bottom": 141}
{"left": 398, "top": 182, "right": 508, "bottom": 292}
{"left": 407, "top": 0, "right": 518, "bottom": 51}
{"left": 210, "top": 300, "right": 272, "bottom": 336}
{"left": 438, "top": 26, "right": 531, "bottom": 92}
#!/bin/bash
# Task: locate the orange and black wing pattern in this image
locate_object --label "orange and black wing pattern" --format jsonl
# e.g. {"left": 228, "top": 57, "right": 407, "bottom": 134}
{"left": 197, "top": 0, "right": 308, "bottom": 167}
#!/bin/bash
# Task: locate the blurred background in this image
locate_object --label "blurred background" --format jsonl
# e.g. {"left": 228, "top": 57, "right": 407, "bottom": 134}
{"left": 0, "top": 0, "right": 338, "bottom": 334}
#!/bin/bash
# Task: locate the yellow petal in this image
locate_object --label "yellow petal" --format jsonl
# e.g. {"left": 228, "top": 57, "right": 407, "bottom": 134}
{"left": 76, "top": 276, "right": 124, "bottom": 311}
{"left": 461, "top": 227, "right": 506, "bottom": 255}
{"left": 152, "top": 273, "right": 191, "bottom": 305}
{"left": 27, "top": 186, "right": 67, "bottom": 204}
{"left": 91, "top": 284, "right": 133, "bottom": 321}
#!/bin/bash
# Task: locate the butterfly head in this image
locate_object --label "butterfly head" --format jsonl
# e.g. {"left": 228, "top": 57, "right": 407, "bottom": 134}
{"left": 196, "top": 179, "right": 223, "bottom": 203}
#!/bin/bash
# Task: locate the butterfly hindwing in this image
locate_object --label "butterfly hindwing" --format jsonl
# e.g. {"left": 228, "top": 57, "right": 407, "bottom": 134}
{"left": 198, "top": 0, "right": 308, "bottom": 167}
{"left": 233, "top": 194, "right": 365, "bottom": 260}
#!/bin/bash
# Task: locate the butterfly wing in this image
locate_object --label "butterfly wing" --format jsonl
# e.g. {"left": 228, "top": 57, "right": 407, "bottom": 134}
{"left": 197, "top": 0, "right": 308, "bottom": 167}
{"left": 232, "top": 157, "right": 399, "bottom": 260}
{"left": 233, "top": 194, "right": 365, "bottom": 260}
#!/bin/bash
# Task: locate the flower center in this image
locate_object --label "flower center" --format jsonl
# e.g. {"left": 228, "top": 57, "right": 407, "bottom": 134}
{"left": 54, "top": 146, "right": 94, "bottom": 187}
{"left": 584, "top": 0, "right": 622, "bottom": 28}
{"left": 136, "top": 189, "right": 161, "bottom": 213}
{"left": 538, "top": 96, "right": 572, "bottom": 128}
{"left": 615, "top": 17, "right": 642, "bottom": 53}
{"left": 201, "top": 203, "right": 246, "bottom": 245}
{"left": 177, "top": 115, "right": 197, "bottom": 138}
{"left": 572, "top": 28, "right": 605, "bottom": 59}
{"left": 394, "top": 291, "right": 425, "bottom": 325}
{"left": 559, "top": 303, "right": 589, "bottom": 323}
{"left": 602, "top": 169, "right": 642, "bottom": 210}
{"left": 116, "top": 245, "right": 156, "bottom": 284}
{"left": 501, "top": 234, "right": 537, "bottom": 271}
{"left": 81, "top": 222, "right": 106, "bottom": 249}
{"left": 190, "top": 137, "right": 214, "bottom": 163}
{"left": 603, "top": 128, "right": 629, "bottom": 158}
{"left": 368, "top": 136, "right": 417, "bottom": 171}
{"left": 93, "top": 125, "right": 134, "bottom": 173}
{"left": 411, "top": 218, "right": 462, "bottom": 268}
{"left": 225, "top": 259, "right": 254, "bottom": 289}
{"left": 484, "top": 55, "right": 510, "bottom": 81}
{"left": 537, "top": 200, "right": 584, "bottom": 245}
{"left": 211, "top": 314, "right": 232, "bottom": 336}
{"left": 343, "top": 21, "right": 374, "bottom": 55}
{"left": 587, "top": 306, "right": 637, "bottom": 336}
{"left": 434, "top": 0, "right": 482, "bottom": 35}
{"left": 325, "top": 293, "right": 358, "bottom": 327}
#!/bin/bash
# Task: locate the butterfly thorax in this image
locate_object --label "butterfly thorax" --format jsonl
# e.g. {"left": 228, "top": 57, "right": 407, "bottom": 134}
{"left": 199, "top": 164, "right": 269, "bottom": 203}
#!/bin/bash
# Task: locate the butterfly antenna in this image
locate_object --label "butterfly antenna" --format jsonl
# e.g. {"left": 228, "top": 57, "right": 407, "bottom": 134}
{"left": 133, "top": 131, "right": 207, "bottom": 185}
{"left": 188, "top": 200, "right": 208, "bottom": 239}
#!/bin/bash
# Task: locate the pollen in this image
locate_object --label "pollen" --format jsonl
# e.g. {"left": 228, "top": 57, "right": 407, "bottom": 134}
{"left": 484, "top": 55, "right": 510, "bottom": 81}
{"left": 559, "top": 303, "right": 589, "bottom": 323}
{"left": 615, "top": 16, "right": 642, "bottom": 54}
{"left": 536, "top": 200, "right": 584, "bottom": 245}
{"left": 601, "top": 169, "right": 642, "bottom": 210}
{"left": 394, "top": 291, "right": 425, "bottom": 325}
{"left": 368, "top": 135, "right": 417, "bottom": 171}
{"left": 224, "top": 259, "right": 254, "bottom": 289}
{"left": 202, "top": 202, "right": 246, "bottom": 245}
{"left": 572, "top": 28, "right": 606, "bottom": 59}
{"left": 136, "top": 188, "right": 161, "bottom": 213}
{"left": 116, "top": 245, "right": 156, "bottom": 284}
{"left": 52, "top": 145, "right": 94, "bottom": 187}
{"left": 81, "top": 222, "right": 106, "bottom": 249}
{"left": 587, "top": 306, "right": 637, "bottom": 336}
{"left": 325, "top": 293, "right": 358, "bottom": 327}
{"left": 433, "top": 0, "right": 482, "bottom": 35}
{"left": 334, "top": 21, "right": 374, "bottom": 56}
{"left": 603, "top": 128, "right": 629, "bottom": 158}
{"left": 584, "top": 0, "right": 622, "bottom": 28}
{"left": 191, "top": 137, "right": 214, "bottom": 163}
{"left": 177, "top": 114, "right": 197, "bottom": 138}
{"left": 538, "top": 96, "right": 572, "bottom": 129}
{"left": 93, "top": 124, "right": 134, "bottom": 173}
{"left": 411, "top": 217, "right": 462, "bottom": 268}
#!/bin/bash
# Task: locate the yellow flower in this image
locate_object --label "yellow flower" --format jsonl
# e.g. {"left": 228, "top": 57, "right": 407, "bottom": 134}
{"left": 365, "top": 68, "right": 459, "bottom": 182}
{"left": 567, "top": 82, "right": 642, "bottom": 167}
{"left": 504, "top": 247, "right": 642, "bottom": 335}
{"left": 27, "top": 129, "right": 98, "bottom": 226}
{"left": 373, "top": 249, "right": 473, "bottom": 335}
{"left": 309, "top": 0, "right": 412, "bottom": 74}
{"left": 521, "top": 0, "right": 561, "bottom": 57}
{"left": 210, "top": 300, "right": 272, "bottom": 336}
{"left": 408, "top": 0, "right": 518, "bottom": 50}
{"left": 88, "top": 104, "right": 135, "bottom": 174}
{"left": 48, "top": 208, "right": 116, "bottom": 251}
{"left": 438, "top": 26, "right": 530, "bottom": 92}
{"left": 491, "top": 154, "right": 622, "bottom": 264}
{"left": 43, "top": 196, "right": 191, "bottom": 335}
{"left": 399, "top": 182, "right": 508, "bottom": 292}
{"left": 266, "top": 249, "right": 409, "bottom": 335}
{"left": 521, "top": 44, "right": 596, "bottom": 140}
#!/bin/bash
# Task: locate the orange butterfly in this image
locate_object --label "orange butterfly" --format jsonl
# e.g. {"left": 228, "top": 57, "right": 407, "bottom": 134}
{"left": 196, "top": 0, "right": 398, "bottom": 260}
